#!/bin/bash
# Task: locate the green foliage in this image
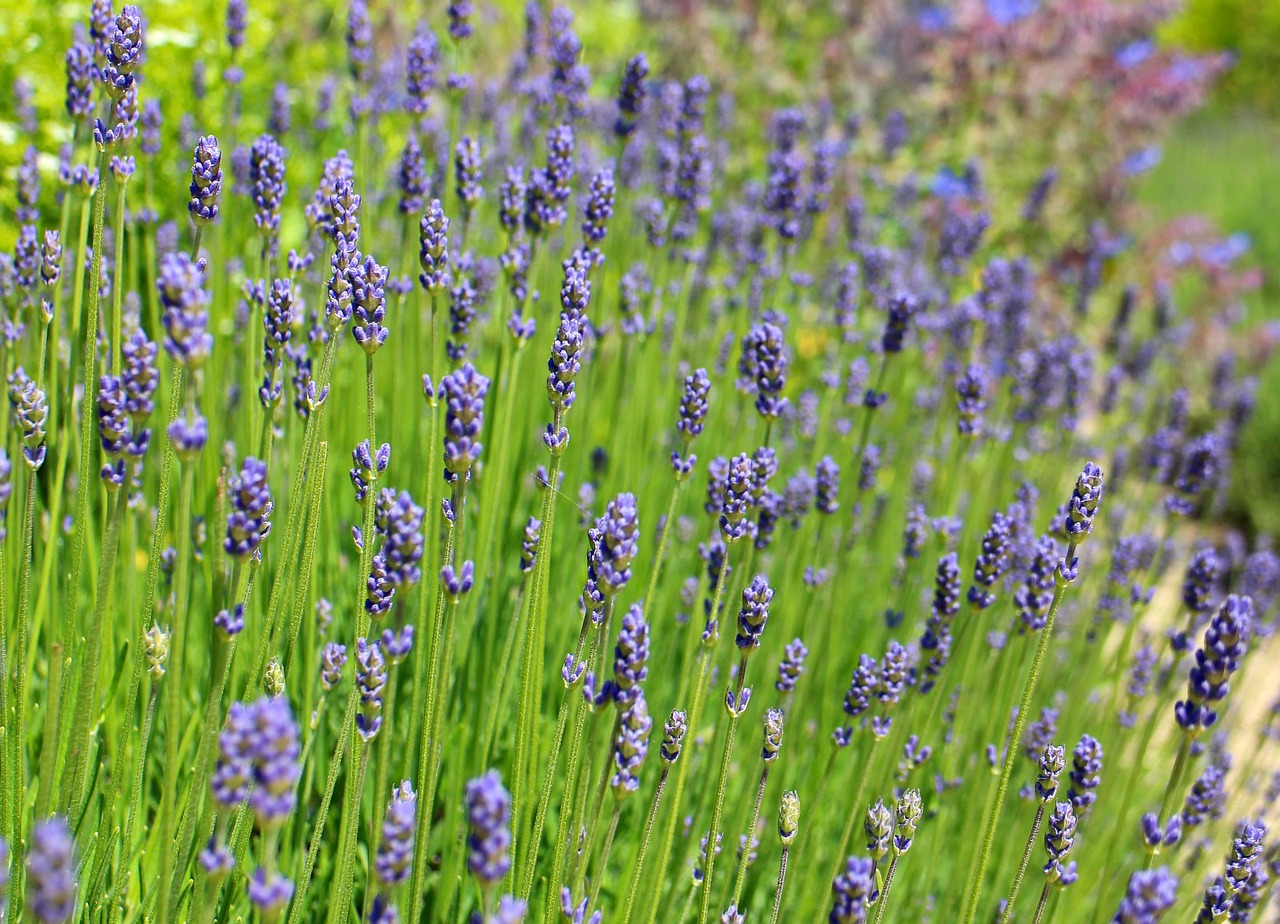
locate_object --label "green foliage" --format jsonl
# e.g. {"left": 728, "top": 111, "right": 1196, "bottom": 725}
{"left": 1164, "top": 0, "right": 1280, "bottom": 111}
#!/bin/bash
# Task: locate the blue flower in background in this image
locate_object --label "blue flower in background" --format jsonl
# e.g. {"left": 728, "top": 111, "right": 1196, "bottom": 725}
{"left": 1122, "top": 147, "right": 1162, "bottom": 177}
{"left": 986, "top": 0, "right": 1039, "bottom": 26}
{"left": 917, "top": 7, "right": 951, "bottom": 32}
{"left": 1114, "top": 40, "right": 1154, "bottom": 69}
{"left": 1199, "top": 233, "right": 1251, "bottom": 268}
{"left": 932, "top": 167, "right": 976, "bottom": 200}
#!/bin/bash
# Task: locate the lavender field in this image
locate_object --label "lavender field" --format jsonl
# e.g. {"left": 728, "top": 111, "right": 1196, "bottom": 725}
{"left": 0, "top": 0, "right": 1274, "bottom": 922}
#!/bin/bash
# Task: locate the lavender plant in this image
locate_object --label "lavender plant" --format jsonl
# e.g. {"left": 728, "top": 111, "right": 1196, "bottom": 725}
{"left": 0, "top": 3, "right": 1270, "bottom": 924}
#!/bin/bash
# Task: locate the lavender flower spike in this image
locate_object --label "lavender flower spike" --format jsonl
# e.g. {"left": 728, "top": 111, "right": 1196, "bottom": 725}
{"left": 225, "top": 457, "right": 274, "bottom": 561}
{"left": 829, "top": 854, "right": 875, "bottom": 923}
{"left": 158, "top": 252, "right": 213, "bottom": 369}
{"left": 1175, "top": 594, "right": 1251, "bottom": 736}
{"left": 465, "top": 769, "right": 513, "bottom": 887}
{"left": 27, "top": 817, "right": 76, "bottom": 924}
{"left": 249, "top": 134, "right": 288, "bottom": 249}
{"left": 441, "top": 363, "right": 491, "bottom": 484}
{"left": 189, "top": 135, "right": 223, "bottom": 227}
{"left": 615, "top": 53, "right": 649, "bottom": 138}
{"left": 419, "top": 199, "right": 451, "bottom": 294}
{"left": 351, "top": 253, "right": 389, "bottom": 354}
{"left": 375, "top": 781, "right": 417, "bottom": 888}
{"left": 735, "top": 574, "right": 774, "bottom": 652}
{"left": 1110, "top": 868, "right": 1177, "bottom": 923}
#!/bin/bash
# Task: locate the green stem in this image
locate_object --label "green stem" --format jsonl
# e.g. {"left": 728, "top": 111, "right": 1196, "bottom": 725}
{"left": 110, "top": 176, "right": 129, "bottom": 374}
{"left": 960, "top": 542, "right": 1076, "bottom": 924}
{"left": 1031, "top": 883, "right": 1053, "bottom": 924}
{"left": 768, "top": 848, "right": 790, "bottom": 924}
{"left": 588, "top": 802, "right": 622, "bottom": 907}
{"left": 997, "top": 804, "right": 1046, "bottom": 924}
{"left": 511, "top": 415, "right": 565, "bottom": 898}
{"left": 408, "top": 505, "right": 458, "bottom": 920}
{"left": 730, "top": 766, "right": 769, "bottom": 909}
{"left": 643, "top": 551, "right": 732, "bottom": 924}
{"left": 65, "top": 486, "right": 126, "bottom": 823}
{"left": 620, "top": 767, "right": 668, "bottom": 924}
{"left": 542, "top": 623, "right": 605, "bottom": 922}
{"left": 157, "top": 462, "right": 197, "bottom": 924}
{"left": 10, "top": 465, "right": 39, "bottom": 837}
{"left": 870, "top": 856, "right": 901, "bottom": 924}
{"left": 697, "top": 657, "right": 750, "bottom": 924}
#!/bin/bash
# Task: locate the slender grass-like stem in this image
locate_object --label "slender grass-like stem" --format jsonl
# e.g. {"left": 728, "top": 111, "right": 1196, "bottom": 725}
{"left": 821, "top": 735, "right": 883, "bottom": 911}
{"left": 477, "top": 577, "right": 528, "bottom": 769}
{"left": 65, "top": 484, "right": 126, "bottom": 823}
{"left": 422, "top": 582, "right": 464, "bottom": 829}
{"left": 643, "top": 551, "right": 732, "bottom": 924}
{"left": 588, "top": 802, "right": 622, "bottom": 907}
{"left": 330, "top": 744, "right": 372, "bottom": 924}
{"left": 997, "top": 804, "right": 1046, "bottom": 924}
{"left": 10, "top": 464, "right": 39, "bottom": 841}
{"left": 697, "top": 654, "right": 750, "bottom": 924}
{"left": 120, "top": 687, "right": 158, "bottom": 893}
{"left": 543, "top": 619, "right": 606, "bottom": 922}
{"left": 1031, "top": 882, "right": 1053, "bottom": 924}
{"left": 870, "top": 855, "right": 901, "bottom": 924}
{"left": 1141, "top": 736, "right": 1192, "bottom": 873}
{"left": 156, "top": 461, "right": 196, "bottom": 924}
{"left": 517, "top": 612, "right": 590, "bottom": 900}
{"left": 110, "top": 175, "right": 129, "bottom": 374}
{"left": 408, "top": 502, "right": 459, "bottom": 921}
{"left": 960, "top": 542, "right": 1075, "bottom": 924}
{"left": 286, "top": 687, "right": 354, "bottom": 924}
{"left": 768, "top": 846, "right": 790, "bottom": 924}
{"left": 621, "top": 766, "right": 669, "bottom": 924}
{"left": 730, "top": 765, "right": 769, "bottom": 909}
{"left": 57, "top": 150, "right": 109, "bottom": 803}
{"left": 642, "top": 481, "right": 684, "bottom": 618}
{"left": 328, "top": 354, "right": 383, "bottom": 924}
{"left": 511, "top": 410, "right": 565, "bottom": 897}
{"left": 1088, "top": 703, "right": 1164, "bottom": 924}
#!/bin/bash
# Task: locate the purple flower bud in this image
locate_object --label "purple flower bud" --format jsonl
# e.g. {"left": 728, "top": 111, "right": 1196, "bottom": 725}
{"left": 1067, "top": 734, "right": 1103, "bottom": 817}
{"left": 351, "top": 254, "right": 389, "bottom": 354}
{"left": 614, "top": 53, "right": 649, "bottom": 138}
{"left": 27, "top": 817, "right": 76, "bottom": 924}
{"left": 829, "top": 854, "right": 875, "bottom": 922}
{"left": 735, "top": 574, "right": 773, "bottom": 652}
{"left": 1176, "top": 594, "right": 1251, "bottom": 735}
{"left": 441, "top": 560, "right": 475, "bottom": 599}
{"left": 356, "top": 637, "right": 387, "bottom": 740}
{"left": 375, "top": 781, "right": 417, "bottom": 888}
{"left": 465, "top": 769, "right": 512, "bottom": 887}
{"left": 65, "top": 42, "right": 94, "bottom": 121}
{"left": 215, "top": 604, "right": 245, "bottom": 638}
{"left": 610, "top": 689, "right": 653, "bottom": 796}
{"left": 159, "top": 252, "right": 213, "bottom": 368}
{"left": 1110, "top": 867, "right": 1177, "bottom": 923}
{"left": 441, "top": 363, "right": 490, "bottom": 483}
{"left": 101, "top": 5, "right": 143, "bottom": 102}
{"left": 320, "top": 642, "right": 347, "bottom": 691}
{"left": 247, "top": 869, "right": 294, "bottom": 920}
{"left": 662, "top": 709, "right": 688, "bottom": 765}
{"left": 249, "top": 134, "right": 288, "bottom": 249}
{"left": 225, "top": 457, "right": 273, "bottom": 560}
{"left": 1043, "top": 801, "right": 1077, "bottom": 884}
{"left": 405, "top": 28, "right": 439, "bottom": 115}
{"left": 8, "top": 368, "right": 47, "bottom": 469}
{"left": 454, "top": 136, "right": 483, "bottom": 215}
{"left": 419, "top": 199, "right": 451, "bottom": 293}
{"left": 776, "top": 638, "right": 808, "bottom": 694}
